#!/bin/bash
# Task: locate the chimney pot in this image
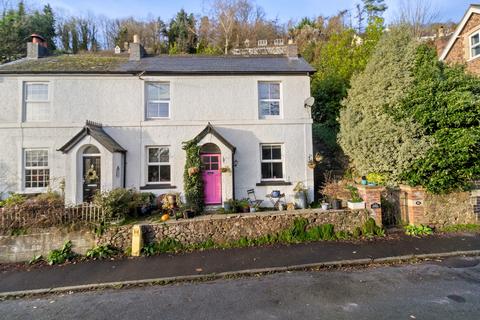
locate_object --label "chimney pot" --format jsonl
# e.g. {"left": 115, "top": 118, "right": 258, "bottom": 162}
{"left": 27, "top": 34, "right": 48, "bottom": 59}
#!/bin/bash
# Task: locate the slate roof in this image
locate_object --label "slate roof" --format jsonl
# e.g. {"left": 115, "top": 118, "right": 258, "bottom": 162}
{"left": 58, "top": 121, "right": 126, "bottom": 154}
{"left": 194, "top": 123, "right": 236, "bottom": 152}
{"left": 0, "top": 53, "right": 315, "bottom": 75}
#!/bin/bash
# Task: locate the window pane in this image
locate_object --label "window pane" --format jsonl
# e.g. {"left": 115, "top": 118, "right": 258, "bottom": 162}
{"left": 148, "top": 165, "right": 160, "bottom": 182}
{"left": 25, "top": 150, "right": 48, "bottom": 167}
{"left": 271, "top": 146, "right": 281, "bottom": 159}
{"left": 261, "top": 163, "right": 272, "bottom": 179}
{"left": 272, "top": 163, "right": 283, "bottom": 179}
{"left": 26, "top": 102, "right": 50, "bottom": 121}
{"left": 259, "top": 101, "right": 271, "bottom": 117}
{"left": 472, "top": 33, "right": 480, "bottom": 46}
{"left": 26, "top": 83, "right": 48, "bottom": 101}
{"left": 211, "top": 163, "right": 219, "bottom": 170}
{"left": 270, "top": 101, "right": 280, "bottom": 115}
{"left": 148, "top": 148, "right": 160, "bottom": 163}
{"left": 159, "top": 165, "right": 171, "bottom": 182}
{"left": 147, "top": 102, "right": 169, "bottom": 118}
{"left": 269, "top": 83, "right": 280, "bottom": 99}
{"left": 258, "top": 83, "right": 269, "bottom": 99}
{"left": 25, "top": 168, "right": 49, "bottom": 188}
{"left": 262, "top": 146, "right": 271, "bottom": 160}
{"left": 147, "top": 83, "right": 170, "bottom": 100}
{"left": 472, "top": 45, "right": 480, "bottom": 57}
{"left": 159, "top": 148, "right": 169, "bottom": 162}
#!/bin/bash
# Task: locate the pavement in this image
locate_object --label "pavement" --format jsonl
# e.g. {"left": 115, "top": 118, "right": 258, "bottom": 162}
{"left": 0, "top": 233, "right": 479, "bottom": 296}
{"left": 1, "top": 256, "right": 480, "bottom": 319}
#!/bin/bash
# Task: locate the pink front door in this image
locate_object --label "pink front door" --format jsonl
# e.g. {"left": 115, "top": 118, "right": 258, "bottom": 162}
{"left": 201, "top": 154, "right": 222, "bottom": 204}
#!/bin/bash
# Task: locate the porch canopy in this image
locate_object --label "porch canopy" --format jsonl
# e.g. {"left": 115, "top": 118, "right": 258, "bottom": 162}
{"left": 58, "top": 120, "right": 126, "bottom": 204}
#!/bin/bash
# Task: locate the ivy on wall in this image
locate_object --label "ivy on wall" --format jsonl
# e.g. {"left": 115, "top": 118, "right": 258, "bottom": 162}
{"left": 182, "top": 139, "right": 204, "bottom": 213}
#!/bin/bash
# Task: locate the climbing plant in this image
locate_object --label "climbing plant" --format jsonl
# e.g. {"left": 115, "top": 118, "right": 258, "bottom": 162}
{"left": 182, "top": 139, "right": 204, "bottom": 213}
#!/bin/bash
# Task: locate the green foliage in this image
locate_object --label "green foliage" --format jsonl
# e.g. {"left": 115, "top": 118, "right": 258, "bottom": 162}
{"left": 29, "top": 254, "right": 43, "bottom": 265}
{"left": 142, "top": 238, "right": 184, "bottom": 256}
{"left": 46, "top": 241, "right": 76, "bottom": 265}
{"left": 167, "top": 9, "right": 197, "bottom": 54}
{"left": 86, "top": 244, "right": 118, "bottom": 260}
{"left": 0, "top": 2, "right": 56, "bottom": 63}
{"left": 361, "top": 218, "right": 384, "bottom": 237}
{"left": 404, "top": 224, "right": 433, "bottom": 237}
{"left": 347, "top": 186, "right": 363, "bottom": 202}
{"left": 394, "top": 45, "right": 480, "bottom": 193}
{"left": 308, "top": 224, "right": 336, "bottom": 241}
{"left": 182, "top": 139, "right": 204, "bottom": 213}
{"left": 339, "top": 27, "right": 432, "bottom": 184}
{"left": 0, "top": 193, "right": 27, "bottom": 208}
{"left": 366, "top": 173, "right": 386, "bottom": 185}
{"left": 93, "top": 188, "right": 153, "bottom": 220}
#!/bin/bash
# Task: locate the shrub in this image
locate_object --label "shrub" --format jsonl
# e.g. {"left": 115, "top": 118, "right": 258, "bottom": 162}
{"left": 307, "top": 224, "right": 336, "bottom": 241}
{"left": 142, "top": 238, "right": 184, "bottom": 256}
{"left": 0, "top": 193, "right": 27, "bottom": 208}
{"left": 440, "top": 224, "right": 480, "bottom": 233}
{"left": 182, "top": 139, "right": 204, "bottom": 214}
{"left": 93, "top": 188, "right": 153, "bottom": 220}
{"left": 86, "top": 244, "right": 118, "bottom": 260}
{"left": 46, "top": 241, "right": 76, "bottom": 265}
{"left": 404, "top": 224, "right": 433, "bottom": 237}
{"left": 361, "top": 218, "right": 385, "bottom": 237}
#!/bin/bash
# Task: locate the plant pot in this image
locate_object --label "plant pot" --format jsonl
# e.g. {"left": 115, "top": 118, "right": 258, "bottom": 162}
{"left": 294, "top": 194, "right": 306, "bottom": 209}
{"left": 271, "top": 190, "right": 281, "bottom": 198}
{"left": 223, "top": 201, "right": 231, "bottom": 211}
{"left": 183, "top": 210, "right": 194, "bottom": 219}
{"left": 347, "top": 201, "right": 365, "bottom": 210}
{"left": 321, "top": 203, "right": 329, "bottom": 210}
{"left": 331, "top": 199, "right": 342, "bottom": 210}
{"left": 188, "top": 167, "right": 199, "bottom": 176}
{"left": 314, "top": 152, "right": 323, "bottom": 162}
{"left": 242, "top": 206, "right": 250, "bottom": 213}
{"left": 166, "top": 194, "right": 176, "bottom": 206}
{"left": 307, "top": 161, "right": 316, "bottom": 169}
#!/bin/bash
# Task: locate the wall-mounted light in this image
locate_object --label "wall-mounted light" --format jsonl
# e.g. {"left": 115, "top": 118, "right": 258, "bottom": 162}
{"left": 116, "top": 166, "right": 120, "bottom": 177}
{"left": 234, "top": 159, "right": 239, "bottom": 167}
{"left": 304, "top": 96, "right": 315, "bottom": 108}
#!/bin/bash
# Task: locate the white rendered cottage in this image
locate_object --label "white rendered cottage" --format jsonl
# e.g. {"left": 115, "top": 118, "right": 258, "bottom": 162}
{"left": 0, "top": 35, "right": 315, "bottom": 207}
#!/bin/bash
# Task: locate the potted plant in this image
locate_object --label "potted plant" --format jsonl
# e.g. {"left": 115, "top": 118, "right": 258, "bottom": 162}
{"left": 319, "top": 173, "right": 350, "bottom": 210}
{"left": 221, "top": 166, "right": 231, "bottom": 173}
{"left": 321, "top": 202, "right": 329, "bottom": 210}
{"left": 346, "top": 186, "right": 365, "bottom": 210}
{"left": 307, "top": 160, "right": 316, "bottom": 169}
{"left": 238, "top": 199, "right": 250, "bottom": 213}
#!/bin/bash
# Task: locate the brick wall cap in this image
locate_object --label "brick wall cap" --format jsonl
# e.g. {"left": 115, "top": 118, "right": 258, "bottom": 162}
{"left": 356, "top": 184, "right": 385, "bottom": 191}
{"left": 399, "top": 184, "right": 425, "bottom": 192}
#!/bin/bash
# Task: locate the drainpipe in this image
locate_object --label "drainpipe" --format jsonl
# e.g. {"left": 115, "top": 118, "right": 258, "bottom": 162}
{"left": 231, "top": 148, "right": 236, "bottom": 200}
{"left": 122, "top": 153, "right": 126, "bottom": 188}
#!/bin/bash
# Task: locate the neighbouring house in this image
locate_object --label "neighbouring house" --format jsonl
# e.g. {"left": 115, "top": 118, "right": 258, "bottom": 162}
{"left": 0, "top": 35, "right": 315, "bottom": 207}
{"left": 439, "top": 4, "right": 480, "bottom": 74}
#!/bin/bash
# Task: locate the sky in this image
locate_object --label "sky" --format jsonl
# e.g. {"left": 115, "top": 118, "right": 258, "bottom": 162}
{"left": 29, "top": 0, "right": 472, "bottom": 24}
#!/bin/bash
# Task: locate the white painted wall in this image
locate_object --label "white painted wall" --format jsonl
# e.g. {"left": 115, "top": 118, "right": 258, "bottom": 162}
{"left": 0, "top": 74, "right": 314, "bottom": 205}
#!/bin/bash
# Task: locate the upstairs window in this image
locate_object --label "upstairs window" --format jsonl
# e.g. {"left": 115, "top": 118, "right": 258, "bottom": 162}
{"left": 24, "top": 82, "right": 50, "bottom": 121}
{"left": 471, "top": 32, "right": 480, "bottom": 59}
{"left": 24, "top": 149, "right": 50, "bottom": 189}
{"left": 146, "top": 83, "right": 170, "bottom": 119}
{"left": 260, "top": 144, "right": 284, "bottom": 180}
{"left": 258, "top": 82, "right": 281, "bottom": 118}
{"left": 147, "top": 147, "right": 171, "bottom": 183}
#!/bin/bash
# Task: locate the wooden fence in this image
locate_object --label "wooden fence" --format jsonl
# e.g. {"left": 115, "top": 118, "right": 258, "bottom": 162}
{"left": 0, "top": 203, "right": 110, "bottom": 232}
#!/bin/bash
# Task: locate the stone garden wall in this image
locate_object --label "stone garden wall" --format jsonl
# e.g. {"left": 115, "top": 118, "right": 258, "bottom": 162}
{"left": 424, "top": 192, "right": 478, "bottom": 227}
{"left": 0, "top": 228, "right": 95, "bottom": 263}
{"left": 100, "top": 209, "right": 371, "bottom": 250}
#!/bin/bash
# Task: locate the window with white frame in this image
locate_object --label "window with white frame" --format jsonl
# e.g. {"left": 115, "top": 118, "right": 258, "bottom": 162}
{"left": 258, "top": 82, "right": 281, "bottom": 118}
{"left": 146, "top": 82, "right": 170, "bottom": 119}
{"left": 260, "top": 144, "right": 284, "bottom": 180}
{"left": 471, "top": 32, "right": 480, "bottom": 59}
{"left": 24, "top": 82, "right": 50, "bottom": 121}
{"left": 147, "top": 147, "right": 171, "bottom": 183}
{"left": 24, "top": 149, "right": 50, "bottom": 189}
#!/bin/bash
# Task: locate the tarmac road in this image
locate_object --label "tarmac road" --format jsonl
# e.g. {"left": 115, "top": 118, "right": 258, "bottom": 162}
{"left": 1, "top": 256, "right": 479, "bottom": 320}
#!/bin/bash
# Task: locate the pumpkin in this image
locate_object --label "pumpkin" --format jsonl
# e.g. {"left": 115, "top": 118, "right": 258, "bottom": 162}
{"left": 161, "top": 214, "right": 170, "bottom": 222}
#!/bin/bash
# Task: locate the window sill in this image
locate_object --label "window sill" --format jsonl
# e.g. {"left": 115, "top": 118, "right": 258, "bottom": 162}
{"left": 256, "top": 181, "right": 292, "bottom": 186}
{"left": 140, "top": 184, "right": 176, "bottom": 190}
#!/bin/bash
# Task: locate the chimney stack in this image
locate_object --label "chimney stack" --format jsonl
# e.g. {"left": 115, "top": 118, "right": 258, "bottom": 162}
{"left": 286, "top": 39, "right": 298, "bottom": 59}
{"left": 27, "top": 34, "right": 48, "bottom": 60}
{"left": 437, "top": 26, "right": 445, "bottom": 38}
{"left": 129, "top": 34, "right": 145, "bottom": 61}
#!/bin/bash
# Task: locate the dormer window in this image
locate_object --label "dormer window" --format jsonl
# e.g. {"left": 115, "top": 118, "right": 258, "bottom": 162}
{"left": 24, "top": 82, "right": 50, "bottom": 121}
{"left": 146, "top": 82, "right": 170, "bottom": 119}
{"left": 470, "top": 32, "right": 480, "bottom": 59}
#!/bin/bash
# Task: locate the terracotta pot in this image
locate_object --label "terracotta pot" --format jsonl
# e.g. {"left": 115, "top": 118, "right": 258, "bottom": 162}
{"left": 307, "top": 161, "right": 316, "bottom": 169}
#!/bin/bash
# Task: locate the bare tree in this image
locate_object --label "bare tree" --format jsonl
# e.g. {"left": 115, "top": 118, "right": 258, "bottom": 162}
{"left": 393, "top": 0, "right": 439, "bottom": 36}
{"left": 211, "top": 0, "right": 238, "bottom": 54}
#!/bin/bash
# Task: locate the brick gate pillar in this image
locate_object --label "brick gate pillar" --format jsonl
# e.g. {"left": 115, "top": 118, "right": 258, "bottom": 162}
{"left": 357, "top": 185, "right": 384, "bottom": 226}
{"left": 399, "top": 185, "right": 427, "bottom": 225}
